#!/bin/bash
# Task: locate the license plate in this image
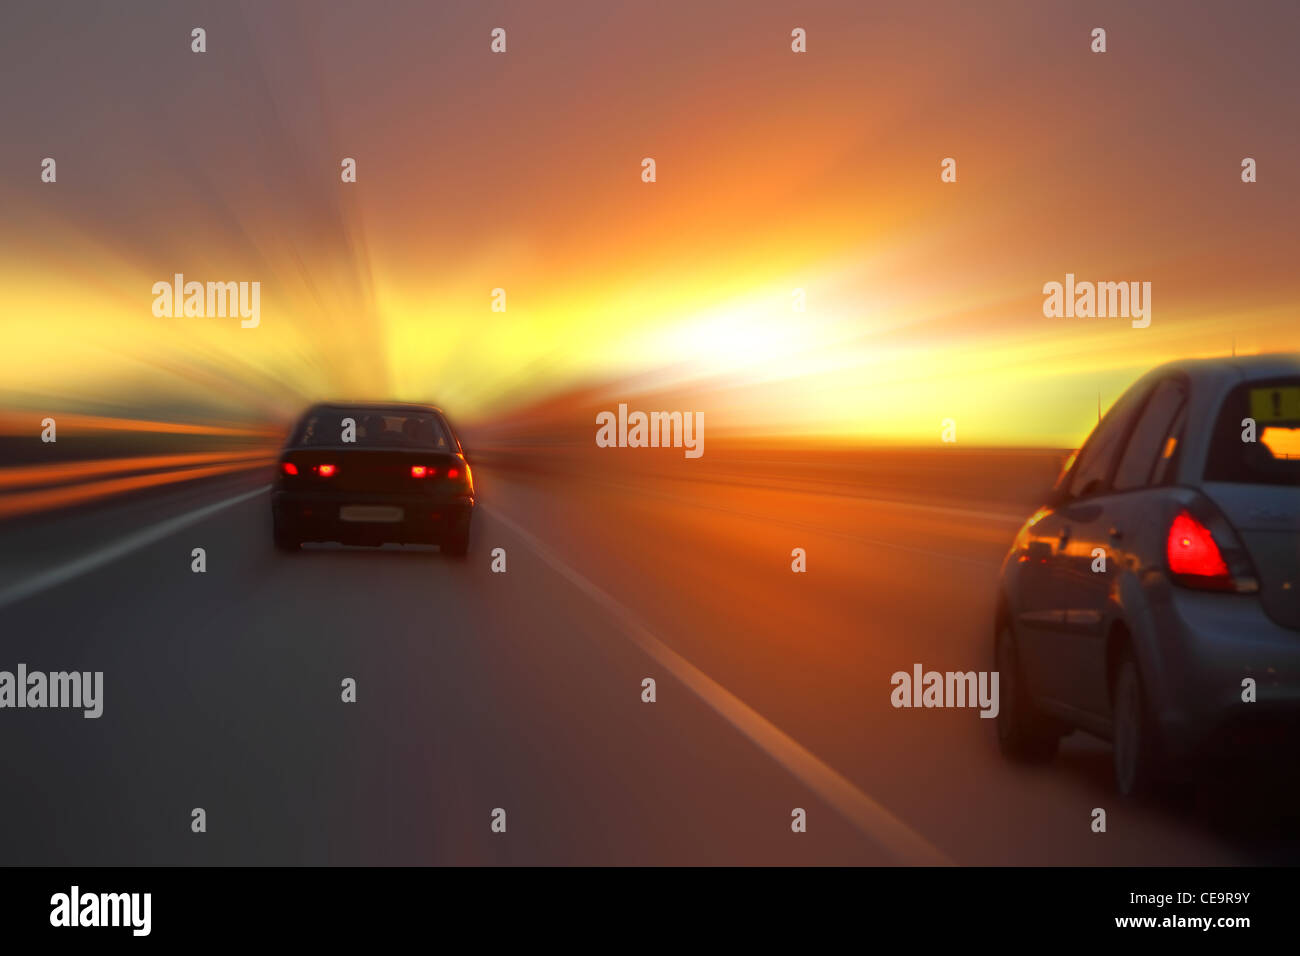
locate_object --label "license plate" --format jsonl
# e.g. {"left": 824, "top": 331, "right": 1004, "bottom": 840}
{"left": 339, "top": 505, "right": 404, "bottom": 523}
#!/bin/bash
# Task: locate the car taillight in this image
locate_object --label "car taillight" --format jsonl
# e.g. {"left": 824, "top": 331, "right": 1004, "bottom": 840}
{"left": 1166, "top": 507, "right": 1257, "bottom": 593}
{"left": 1167, "top": 511, "right": 1229, "bottom": 579}
{"left": 281, "top": 462, "right": 298, "bottom": 476}
{"left": 447, "top": 467, "right": 459, "bottom": 479}
{"left": 316, "top": 463, "right": 336, "bottom": 477}
{"left": 411, "top": 465, "right": 431, "bottom": 478}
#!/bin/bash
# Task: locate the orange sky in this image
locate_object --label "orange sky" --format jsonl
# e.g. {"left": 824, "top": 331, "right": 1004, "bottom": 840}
{"left": 0, "top": 1, "right": 1296, "bottom": 445}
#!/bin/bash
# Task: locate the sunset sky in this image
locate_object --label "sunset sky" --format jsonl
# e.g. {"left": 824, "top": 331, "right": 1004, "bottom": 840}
{"left": 0, "top": 0, "right": 1296, "bottom": 445}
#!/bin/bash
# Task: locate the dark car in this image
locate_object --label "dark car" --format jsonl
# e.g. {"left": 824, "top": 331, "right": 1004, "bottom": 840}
{"left": 271, "top": 402, "right": 475, "bottom": 556}
{"left": 994, "top": 354, "right": 1300, "bottom": 795}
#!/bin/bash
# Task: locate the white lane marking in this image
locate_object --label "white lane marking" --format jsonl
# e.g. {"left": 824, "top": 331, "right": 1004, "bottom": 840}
{"left": 483, "top": 503, "right": 954, "bottom": 866}
{"left": 0, "top": 485, "right": 270, "bottom": 610}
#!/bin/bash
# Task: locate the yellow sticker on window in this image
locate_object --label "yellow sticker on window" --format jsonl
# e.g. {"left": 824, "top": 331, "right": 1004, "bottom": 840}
{"left": 1249, "top": 386, "right": 1300, "bottom": 423}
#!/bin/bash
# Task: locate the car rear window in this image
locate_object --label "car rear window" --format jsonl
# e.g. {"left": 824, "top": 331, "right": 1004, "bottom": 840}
{"left": 1204, "top": 379, "right": 1300, "bottom": 487}
{"left": 292, "top": 410, "right": 452, "bottom": 449}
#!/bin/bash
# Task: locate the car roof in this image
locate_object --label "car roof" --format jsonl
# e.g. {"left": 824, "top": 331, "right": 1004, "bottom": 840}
{"left": 1140, "top": 352, "right": 1300, "bottom": 387}
{"left": 303, "top": 401, "right": 446, "bottom": 416}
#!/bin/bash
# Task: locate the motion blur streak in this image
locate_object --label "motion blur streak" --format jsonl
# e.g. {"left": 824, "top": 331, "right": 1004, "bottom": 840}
{"left": 1, "top": 3, "right": 1297, "bottom": 442}
{"left": 0, "top": 412, "right": 281, "bottom": 438}
{"left": 0, "top": 458, "right": 275, "bottom": 519}
{"left": 0, "top": 407, "right": 282, "bottom": 516}
{"left": 0, "top": 449, "right": 274, "bottom": 490}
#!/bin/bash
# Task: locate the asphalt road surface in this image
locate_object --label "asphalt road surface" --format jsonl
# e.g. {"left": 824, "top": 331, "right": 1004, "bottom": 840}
{"left": 1, "top": 453, "right": 1294, "bottom": 865}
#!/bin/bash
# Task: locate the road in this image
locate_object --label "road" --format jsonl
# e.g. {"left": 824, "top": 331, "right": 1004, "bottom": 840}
{"left": 0, "top": 449, "right": 1292, "bottom": 865}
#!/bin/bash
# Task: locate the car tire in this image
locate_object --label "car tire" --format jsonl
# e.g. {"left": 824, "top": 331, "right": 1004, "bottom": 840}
{"left": 442, "top": 514, "right": 471, "bottom": 559}
{"left": 1111, "top": 649, "right": 1161, "bottom": 797}
{"left": 995, "top": 623, "right": 1060, "bottom": 763}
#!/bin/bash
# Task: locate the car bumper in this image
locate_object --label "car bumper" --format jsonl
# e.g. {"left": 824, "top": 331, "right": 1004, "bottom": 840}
{"left": 271, "top": 489, "right": 473, "bottom": 544}
{"left": 1147, "top": 586, "right": 1300, "bottom": 761}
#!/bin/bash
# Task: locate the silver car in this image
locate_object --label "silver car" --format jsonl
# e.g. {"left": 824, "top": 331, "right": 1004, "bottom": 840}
{"left": 995, "top": 354, "right": 1300, "bottom": 795}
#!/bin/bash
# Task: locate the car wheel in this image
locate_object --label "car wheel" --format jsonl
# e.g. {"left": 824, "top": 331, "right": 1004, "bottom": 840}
{"left": 1112, "top": 650, "right": 1160, "bottom": 797}
{"left": 442, "top": 515, "right": 471, "bottom": 558}
{"left": 995, "top": 623, "right": 1060, "bottom": 763}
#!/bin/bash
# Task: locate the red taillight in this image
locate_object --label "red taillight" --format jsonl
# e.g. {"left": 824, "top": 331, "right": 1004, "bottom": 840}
{"left": 1167, "top": 510, "right": 1230, "bottom": 582}
{"left": 316, "top": 463, "right": 336, "bottom": 477}
{"left": 411, "top": 465, "right": 430, "bottom": 478}
{"left": 281, "top": 462, "right": 298, "bottom": 476}
{"left": 447, "top": 467, "right": 460, "bottom": 479}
